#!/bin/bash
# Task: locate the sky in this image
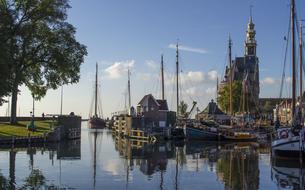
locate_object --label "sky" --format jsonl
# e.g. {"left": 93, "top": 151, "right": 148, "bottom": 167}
{"left": 1, "top": 0, "right": 305, "bottom": 118}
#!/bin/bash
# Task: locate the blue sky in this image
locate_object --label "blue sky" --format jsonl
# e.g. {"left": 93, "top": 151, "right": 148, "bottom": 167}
{"left": 1, "top": 0, "right": 304, "bottom": 118}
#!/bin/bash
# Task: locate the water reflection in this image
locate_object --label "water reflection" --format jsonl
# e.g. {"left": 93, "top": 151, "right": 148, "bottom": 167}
{"left": 0, "top": 139, "right": 81, "bottom": 189}
{"left": 216, "top": 143, "right": 259, "bottom": 190}
{"left": 271, "top": 156, "right": 305, "bottom": 190}
{"left": 113, "top": 133, "right": 263, "bottom": 190}
{"left": 88, "top": 129, "right": 104, "bottom": 189}
{"left": 1, "top": 128, "right": 300, "bottom": 189}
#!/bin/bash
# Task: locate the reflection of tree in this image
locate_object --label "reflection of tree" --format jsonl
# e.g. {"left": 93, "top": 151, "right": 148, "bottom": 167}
{"left": 20, "top": 169, "right": 46, "bottom": 190}
{"left": 217, "top": 149, "right": 259, "bottom": 190}
{"left": 9, "top": 150, "right": 16, "bottom": 190}
{"left": 0, "top": 172, "right": 9, "bottom": 189}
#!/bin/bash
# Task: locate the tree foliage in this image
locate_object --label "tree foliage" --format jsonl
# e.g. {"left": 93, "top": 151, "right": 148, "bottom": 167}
{"left": 0, "top": 5, "right": 12, "bottom": 105}
{"left": 178, "top": 100, "right": 188, "bottom": 117}
{"left": 0, "top": 0, "right": 87, "bottom": 123}
{"left": 217, "top": 81, "right": 242, "bottom": 114}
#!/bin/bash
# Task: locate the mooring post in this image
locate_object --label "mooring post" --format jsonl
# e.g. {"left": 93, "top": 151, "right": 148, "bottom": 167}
{"left": 11, "top": 136, "right": 15, "bottom": 148}
{"left": 28, "top": 132, "right": 31, "bottom": 144}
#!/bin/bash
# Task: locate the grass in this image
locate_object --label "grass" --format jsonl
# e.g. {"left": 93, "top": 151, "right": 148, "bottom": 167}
{"left": 0, "top": 120, "right": 56, "bottom": 138}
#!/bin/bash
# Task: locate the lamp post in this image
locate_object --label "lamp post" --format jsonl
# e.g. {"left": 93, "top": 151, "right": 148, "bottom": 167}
{"left": 60, "top": 85, "right": 63, "bottom": 115}
{"left": 28, "top": 94, "right": 36, "bottom": 131}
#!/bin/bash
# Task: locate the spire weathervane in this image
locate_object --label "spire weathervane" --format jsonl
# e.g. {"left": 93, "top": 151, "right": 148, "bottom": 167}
{"left": 250, "top": 5, "right": 253, "bottom": 22}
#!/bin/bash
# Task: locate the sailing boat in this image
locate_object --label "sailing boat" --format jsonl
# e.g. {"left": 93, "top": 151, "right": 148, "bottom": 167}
{"left": 219, "top": 34, "right": 257, "bottom": 142}
{"left": 89, "top": 63, "right": 106, "bottom": 129}
{"left": 271, "top": 0, "right": 305, "bottom": 157}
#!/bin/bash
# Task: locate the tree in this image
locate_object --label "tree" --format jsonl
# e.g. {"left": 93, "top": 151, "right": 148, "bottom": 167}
{"left": 178, "top": 100, "right": 188, "bottom": 117}
{"left": 217, "top": 81, "right": 242, "bottom": 114}
{"left": 0, "top": 6, "right": 12, "bottom": 105}
{"left": 0, "top": 0, "right": 87, "bottom": 124}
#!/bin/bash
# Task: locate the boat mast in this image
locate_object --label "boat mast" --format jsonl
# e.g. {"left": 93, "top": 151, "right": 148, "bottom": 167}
{"left": 229, "top": 35, "right": 233, "bottom": 115}
{"left": 95, "top": 62, "right": 98, "bottom": 117}
{"left": 176, "top": 42, "right": 179, "bottom": 116}
{"left": 291, "top": 0, "right": 296, "bottom": 117}
{"left": 300, "top": 23, "right": 303, "bottom": 104}
{"left": 128, "top": 67, "right": 131, "bottom": 109}
{"left": 161, "top": 54, "right": 165, "bottom": 100}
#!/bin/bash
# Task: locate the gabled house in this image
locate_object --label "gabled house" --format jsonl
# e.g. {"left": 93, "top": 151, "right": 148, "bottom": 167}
{"left": 136, "top": 94, "right": 170, "bottom": 127}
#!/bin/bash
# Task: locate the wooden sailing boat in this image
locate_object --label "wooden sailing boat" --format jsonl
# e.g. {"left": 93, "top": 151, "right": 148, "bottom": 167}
{"left": 89, "top": 63, "right": 106, "bottom": 129}
{"left": 272, "top": 0, "right": 305, "bottom": 157}
{"left": 219, "top": 35, "right": 257, "bottom": 142}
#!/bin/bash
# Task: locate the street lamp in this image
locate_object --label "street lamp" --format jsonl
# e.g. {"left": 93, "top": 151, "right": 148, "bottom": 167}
{"left": 27, "top": 94, "right": 36, "bottom": 131}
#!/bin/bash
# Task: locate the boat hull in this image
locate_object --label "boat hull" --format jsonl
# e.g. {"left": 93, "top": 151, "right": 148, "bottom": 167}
{"left": 221, "top": 135, "right": 257, "bottom": 142}
{"left": 271, "top": 136, "right": 304, "bottom": 157}
{"left": 185, "top": 127, "right": 219, "bottom": 141}
{"left": 89, "top": 118, "right": 106, "bottom": 129}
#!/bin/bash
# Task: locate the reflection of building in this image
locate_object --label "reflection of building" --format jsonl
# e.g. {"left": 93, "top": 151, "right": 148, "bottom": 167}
{"left": 57, "top": 139, "right": 81, "bottom": 160}
{"left": 216, "top": 148, "right": 259, "bottom": 190}
{"left": 220, "top": 16, "right": 259, "bottom": 113}
{"left": 196, "top": 100, "right": 230, "bottom": 124}
{"left": 114, "top": 136, "right": 174, "bottom": 176}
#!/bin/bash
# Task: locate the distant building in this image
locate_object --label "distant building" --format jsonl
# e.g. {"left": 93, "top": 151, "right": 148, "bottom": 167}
{"left": 274, "top": 99, "right": 292, "bottom": 125}
{"left": 219, "top": 16, "right": 260, "bottom": 114}
{"left": 136, "top": 94, "right": 175, "bottom": 127}
{"left": 196, "top": 100, "right": 230, "bottom": 124}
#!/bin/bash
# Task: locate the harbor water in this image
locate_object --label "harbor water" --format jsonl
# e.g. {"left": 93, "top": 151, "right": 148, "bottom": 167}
{"left": 0, "top": 122, "right": 303, "bottom": 190}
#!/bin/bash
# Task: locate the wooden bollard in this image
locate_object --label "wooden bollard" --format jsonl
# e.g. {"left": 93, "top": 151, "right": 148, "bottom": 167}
{"left": 11, "top": 136, "right": 15, "bottom": 148}
{"left": 28, "top": 132, "right": 31, "bottom": 144}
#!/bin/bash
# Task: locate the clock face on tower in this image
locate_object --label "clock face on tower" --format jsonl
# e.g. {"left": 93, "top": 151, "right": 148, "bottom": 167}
{"left": 247, "top": 46, "right": 254, "bottom": 55}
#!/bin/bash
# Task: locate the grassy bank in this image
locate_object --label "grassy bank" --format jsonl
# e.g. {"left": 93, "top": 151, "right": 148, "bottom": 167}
{"left": 0, "top": 120, "right": 55, "bottom": 138}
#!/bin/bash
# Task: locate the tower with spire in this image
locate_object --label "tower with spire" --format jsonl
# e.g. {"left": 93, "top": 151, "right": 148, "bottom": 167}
{"left": 245, "top": 14, "right": 257, "bottom": 56}
{"left": 219, "top": 12, "right": 260, "bottom": 114}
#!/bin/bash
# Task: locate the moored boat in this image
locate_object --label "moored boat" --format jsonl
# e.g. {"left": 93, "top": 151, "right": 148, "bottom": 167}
{"left": 271, "top": 127, "right": 304, "bottom": 157}
{"left": 89, "top": 62, "right": 106, "bottom": 129}
{"left": 220, "top": 130, "right": 257, "bottom": 142}
{"left": 185, "top": 120, "right": 220, "bottom": 140}
{"left": 89, "top": 117, "right": 106, "bottom": 129}
{"left": 271, "top": 0, "right": 305, "bottom": 158}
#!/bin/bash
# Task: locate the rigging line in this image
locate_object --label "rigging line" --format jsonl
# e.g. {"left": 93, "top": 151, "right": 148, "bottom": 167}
{"left": 155, "top": 71, "right": 161, "bottom": 98}
{"left": 280, "top": 14, "right": 291, "bottom": 99}
{"left": 221, "top": 41, "right": 230, "bottom": 79}
{"left": 98, "top": 89, "right": 103, "bottom": 118}
{"left": 89, "top": 83, "right": 95, "bottom": 117}
{"left": 170, "top": 72, "right": 175, "bottom": 111}
{"left": 182, "top": 71, "right": 197, "bottom": 103}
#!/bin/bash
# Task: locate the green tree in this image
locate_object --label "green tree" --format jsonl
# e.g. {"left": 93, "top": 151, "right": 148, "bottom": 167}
{"left": 178, "top": 100, "right": 188, "bottom": 117}
{"left": 0, "top": 0, "right": 87, "bottom": 124}
{"left": 217, "top": 81, "right": 242, "bottom": 114}
{"left": 0, "top": 6, "right": 12, "bottom": 105}
{"left": 263, "top": 100, "right": 274, "bottom": 114}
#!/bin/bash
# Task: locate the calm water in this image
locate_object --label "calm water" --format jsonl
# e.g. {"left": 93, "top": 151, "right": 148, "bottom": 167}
{"left": 0, "top": 122, "right": 304, "bottom": 190}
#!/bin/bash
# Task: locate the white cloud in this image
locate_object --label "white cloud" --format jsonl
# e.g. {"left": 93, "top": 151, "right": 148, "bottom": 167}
{"left": 205, "top": 87, "right": 216, "bottom": 95}
{"left": 261, "top": 77, "right": 276, "bottom": 85}
{"left": 185, "top": 87, "right": 199, "bottom": 96}
{"left": 168, "top": 43, "right": 208, "bottom": 54}
{"left": 207, "top": 70, "right": 218, "bottom": 81}
{"left": 286, "top": 77, "right": 292, "bottom": 83}
{"left": 145, "top": 60, "right": 158, "bottom": 69}
{"left": 165, "top": 70, "right": 218, "bottom": 86}
{"left": 180, "top": 71, "right": 205, "bottom": 84}
{"left": 138, "top": 73, "right": 154, "bottom": 81}
{"left": 104, "top": 60, "right": 135, "bottom": 79}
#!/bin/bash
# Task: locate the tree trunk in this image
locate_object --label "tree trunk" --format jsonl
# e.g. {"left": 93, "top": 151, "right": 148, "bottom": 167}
{"left": 9, "top": 150, "right": 16, "bottom": 190}
{"left": 10, "top": 82, "right": 18, "bottom": 124}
